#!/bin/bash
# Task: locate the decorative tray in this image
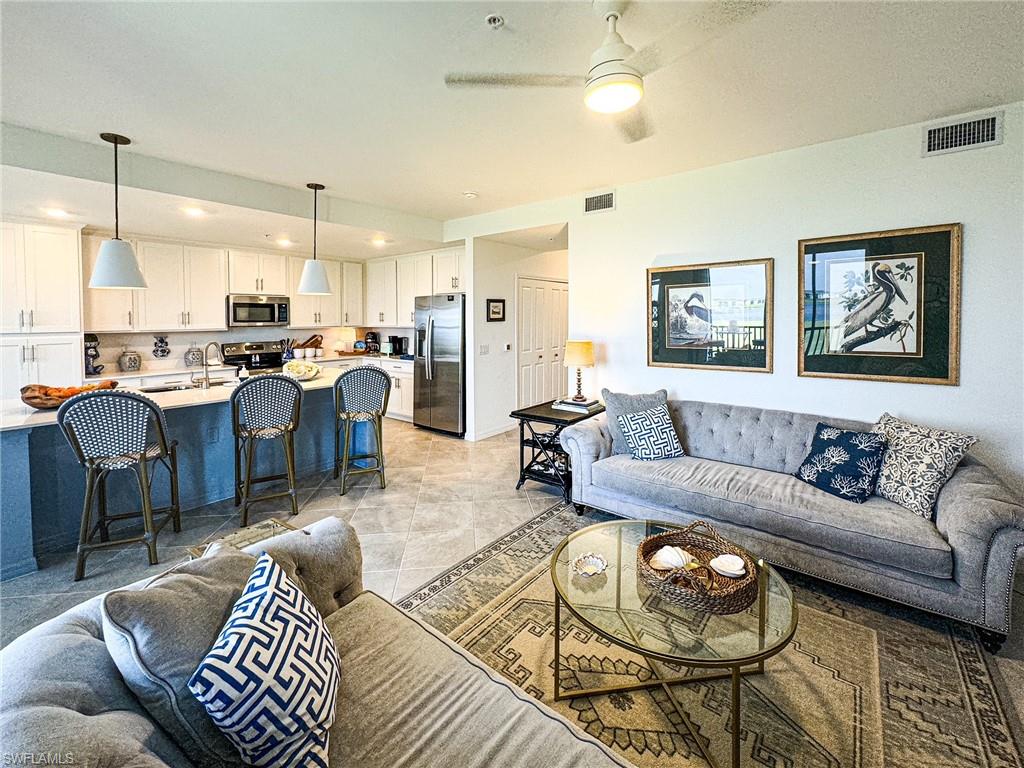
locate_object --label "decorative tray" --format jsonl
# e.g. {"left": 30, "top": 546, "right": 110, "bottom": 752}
{"left": 20, "top": 381, "right": 119, "bottom": 411}
{"left": 636, "top": 520, "right": 759, "bottom": 615}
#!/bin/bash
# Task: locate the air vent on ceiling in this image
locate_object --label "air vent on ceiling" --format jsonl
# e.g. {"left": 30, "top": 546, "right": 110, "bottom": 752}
{"left": 583, "top": 190, "right": 615, "bottom": 214}
{"left": 922, "top": 111, "right": 1003, "bottom": 157}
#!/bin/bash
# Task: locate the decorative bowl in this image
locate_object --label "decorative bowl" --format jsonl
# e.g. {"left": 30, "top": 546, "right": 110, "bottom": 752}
{"left": 20, "top": 381, "right": 118, "bottom": 410}
{"left": 570, "top": 552, "right": 608, "bottom": 577}
{"left": 282, "top": 360, "right": 321, "bottom": 381}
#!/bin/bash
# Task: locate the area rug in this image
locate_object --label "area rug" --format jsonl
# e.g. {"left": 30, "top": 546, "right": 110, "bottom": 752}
{"left": 397, "top": 502, "right": 1023, "bottom": 768}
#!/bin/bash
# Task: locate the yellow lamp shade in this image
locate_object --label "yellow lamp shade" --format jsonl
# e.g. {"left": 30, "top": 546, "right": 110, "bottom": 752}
{"left": 338, "top": 327, "right": 357, "bottom": 343}
{"left": 564, "top": 340, "right": 595, "bottom": 368}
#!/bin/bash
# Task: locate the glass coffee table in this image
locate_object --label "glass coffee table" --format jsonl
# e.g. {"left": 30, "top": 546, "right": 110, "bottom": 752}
{"left": 550, "top": 520, "right": 798, "bottom": 768}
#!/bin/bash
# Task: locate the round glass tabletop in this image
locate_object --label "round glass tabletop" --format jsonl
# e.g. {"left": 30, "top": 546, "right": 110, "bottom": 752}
{"left": 550, "top": 520, "right": 798, "bottom": 667}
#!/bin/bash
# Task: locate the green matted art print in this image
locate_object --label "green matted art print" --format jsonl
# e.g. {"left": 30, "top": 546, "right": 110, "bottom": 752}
{"left": 798, "top": 223, "right": 961, "bottom": 385}
{"left": 647, "top": 257, "right": 773, "bottom": 373}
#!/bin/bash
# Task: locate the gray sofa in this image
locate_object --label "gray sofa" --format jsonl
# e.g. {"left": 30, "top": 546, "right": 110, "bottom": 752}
{"left": 0, "top": 517, "right": 634, "bottom": 768}
{"left": 561, "top": 400, "right": 1023, "bottom": 651}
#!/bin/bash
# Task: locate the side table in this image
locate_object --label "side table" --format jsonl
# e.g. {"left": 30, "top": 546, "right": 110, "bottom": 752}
{"left": 509, "top": 400, "right": 605, "bottom": 510}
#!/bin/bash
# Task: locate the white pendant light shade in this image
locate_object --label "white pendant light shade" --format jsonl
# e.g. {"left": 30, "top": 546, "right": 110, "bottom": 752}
{"left": 90, "top": 238, "right": 147, "bottom": 289}
{"left": 297, "top": 258, "right": 331, "bottom": 295}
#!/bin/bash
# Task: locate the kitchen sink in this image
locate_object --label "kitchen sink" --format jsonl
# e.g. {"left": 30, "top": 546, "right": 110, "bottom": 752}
{"left": 139, "top": 378, "right": 230, "bottom": 393}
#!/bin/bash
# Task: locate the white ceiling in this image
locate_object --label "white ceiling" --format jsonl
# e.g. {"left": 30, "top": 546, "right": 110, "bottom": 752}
{"left": 0, "top": 167, "right": 443, "bottom": 259}
{"left": 2, "top": 2, "right": 1022, "bottom": 221}
{"left": 483, "top": 223, "right": 569, "bottom": 251}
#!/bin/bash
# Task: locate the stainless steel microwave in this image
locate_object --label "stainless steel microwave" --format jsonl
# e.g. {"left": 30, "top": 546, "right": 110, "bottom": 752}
{"left": 226, "top": 295, "right": 290, "bottom": 327}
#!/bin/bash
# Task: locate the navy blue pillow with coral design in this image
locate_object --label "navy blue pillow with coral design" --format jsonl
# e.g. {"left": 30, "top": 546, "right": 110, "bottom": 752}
{"left": 794, "top": 422, "right": 886, "bottom": 503}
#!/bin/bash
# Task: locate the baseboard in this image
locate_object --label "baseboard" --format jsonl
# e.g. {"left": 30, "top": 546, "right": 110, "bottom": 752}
{"left": 468, "top": 423, "right": 518, "bottom": 442}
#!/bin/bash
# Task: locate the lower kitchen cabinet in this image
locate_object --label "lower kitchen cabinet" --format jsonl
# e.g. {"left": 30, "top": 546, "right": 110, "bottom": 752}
{"left": 0, "top": 335, "right": 82, "bottom": 400}
{"left": 386, "top": 372, "right": 413, "bottom": 419}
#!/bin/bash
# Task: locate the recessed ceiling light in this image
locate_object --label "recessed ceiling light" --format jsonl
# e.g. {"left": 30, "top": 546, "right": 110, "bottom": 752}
{"left": 462, "top": 191, "right": 479, "bottom": 199}
{"left": 276, "top": 238, "right": 296, "bottom": 247}
{"left": 44, "top": 208, "right": 70, "bottom": 219}
{"left": 370, "top": 235, "right": 391, "bottom": 247}
{"left": 181, "top": 205, "right": 207, "bottom": 217}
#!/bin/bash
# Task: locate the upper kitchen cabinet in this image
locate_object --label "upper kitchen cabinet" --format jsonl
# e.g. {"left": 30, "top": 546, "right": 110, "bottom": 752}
{"left": 342, "top": 262, "right": 364, "bottom": 326}
{"left": 134, "top": 241, "right": 229, "bottom": 332}
{"left": 83, "top": 234, "right": 136, "bottom": 331}
{"left": 183, "top": 246, "right": 229, "bottom": 330}
{"left": 432, "top": 247, "right": 464, "bottom": 293}
{"left": 396, "top": 252, "right": 433, "bottom": 327}
{"left": 365, "top": 259, "right": 397, "bottom": 326}
{"left": 287, "top": 257, "right": 341, "bottom": 328}
{"left": 1, "top": 221, "right": 81, "bottom": 334}
{"left": 228, "top": 250, "right": 288, "bottom": 295}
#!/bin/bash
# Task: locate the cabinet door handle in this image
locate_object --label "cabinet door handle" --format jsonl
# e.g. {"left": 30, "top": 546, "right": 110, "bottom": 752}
{"left": 28, "top": 309, "right": 34, "bottom": 328}
{"left": 20, "top": 345, "right": 26, "bottom": 364}
{"left": 454, "top": 277, "right": 459, "bottom": 289}
{"left": 18, "top": 310, "right": 24, "bottom": 329}
{"left": 128, "top": 309, "right": 133, "bottom": 326}
{"left": 187, "top": 311, "right": 191, "bottom": 325}
{"left": 345, "top": 312, "right": 348, "bottom": 323}
{"left": 30, "top": 345, "right": 36, "bottom": 362}
{"left": 538, "top": 354, "right": 543, "bottom": 359}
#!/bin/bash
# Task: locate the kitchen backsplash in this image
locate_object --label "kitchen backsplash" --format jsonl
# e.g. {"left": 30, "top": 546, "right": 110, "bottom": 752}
{"left": 90, "top": 326, "right": 413, "bottom": 375}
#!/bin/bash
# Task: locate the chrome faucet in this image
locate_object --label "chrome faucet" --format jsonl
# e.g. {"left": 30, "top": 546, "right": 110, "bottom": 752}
{"left": 195, "top": 341, "right": 221, "bottom": 389}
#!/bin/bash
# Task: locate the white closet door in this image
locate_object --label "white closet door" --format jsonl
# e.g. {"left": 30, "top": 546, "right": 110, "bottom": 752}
{"left": 517, "top": 277, "right": 569, "bottom": 407}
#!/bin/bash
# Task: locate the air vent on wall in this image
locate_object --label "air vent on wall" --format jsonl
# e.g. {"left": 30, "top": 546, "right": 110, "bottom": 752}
{"left": 583, "top": 190, "right": 615, "bottom": 214}
{"left": 922, "top": 111, "right": 1003, "bottom": 157}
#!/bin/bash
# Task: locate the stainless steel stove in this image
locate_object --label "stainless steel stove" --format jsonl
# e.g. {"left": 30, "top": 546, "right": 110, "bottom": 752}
{"left": 221, "top": 340, "right": 284, "bottom": 373}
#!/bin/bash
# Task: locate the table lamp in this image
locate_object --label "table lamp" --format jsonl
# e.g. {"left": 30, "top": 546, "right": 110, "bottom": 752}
{"left": 563, "top": 340, "right": 595, "bottom": 402}
{"left": 337, "top": 326, "right": 357, "bottom": 354}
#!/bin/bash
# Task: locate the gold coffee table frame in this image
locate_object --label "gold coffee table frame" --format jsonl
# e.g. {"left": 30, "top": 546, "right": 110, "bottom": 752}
{"left": 550, "top": 520, "right": 799, "bottom": 768}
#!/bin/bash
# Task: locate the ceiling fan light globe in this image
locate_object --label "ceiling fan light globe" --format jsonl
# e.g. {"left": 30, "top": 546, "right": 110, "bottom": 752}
{"left": 585, "top": 73, "right": 643, "bottom": 114}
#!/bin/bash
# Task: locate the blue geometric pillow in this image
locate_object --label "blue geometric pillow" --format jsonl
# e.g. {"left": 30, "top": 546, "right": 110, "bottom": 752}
{"left": 188, "top": 553, "right": 340, "bottom": 768}
{"left": 794, "top": 422, "right": 887, "bottom": 503}
{"left": 617, "top": 404, "right": 685, "bottom": 461}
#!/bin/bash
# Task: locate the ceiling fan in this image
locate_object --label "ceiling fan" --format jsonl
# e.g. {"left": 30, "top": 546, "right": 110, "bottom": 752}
{"left": 445, "top": 1, "right": 772, "bottom": 144}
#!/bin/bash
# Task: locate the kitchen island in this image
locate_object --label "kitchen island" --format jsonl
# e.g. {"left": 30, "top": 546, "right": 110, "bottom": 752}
{"left": 0, "top": 368, "right": 386, "bottom": 579}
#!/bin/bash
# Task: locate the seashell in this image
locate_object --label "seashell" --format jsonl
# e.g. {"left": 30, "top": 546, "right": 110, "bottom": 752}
{"left": 650, "top": 545, "right": 696, "bottom": 571}
{"left": 571, "top": 552, "right": 608, "bottom": 577}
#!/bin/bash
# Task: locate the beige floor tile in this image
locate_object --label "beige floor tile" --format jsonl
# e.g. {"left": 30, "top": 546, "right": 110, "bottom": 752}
{"left": 410, "top": 500, "right": 474, "bottom": 532}
{"left": 349, "top": 503, "right": 416, "bottom": 535}
{"left": 361, "top": 569, "right": 399, "bottom": 600}
{"left": 359, "top": 532, "right": 408, "bottom": 572}
{"left": 400, "top": 529, "right": 476, "bottom": 571}
{"left": 393, "top": 566, "right": 447, "bottom": 601}
{"left": 417, "top": 480, "right": 475, "bottom": 503}
{"left": 472, "top": 498, "right": 537, "bottom": 527}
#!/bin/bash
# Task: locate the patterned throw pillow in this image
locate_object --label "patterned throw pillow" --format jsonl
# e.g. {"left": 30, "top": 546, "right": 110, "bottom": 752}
{"left": 617, "top": 404, "right": 685, "bottom": 461}
{"left": 189, "top": 553, "right": 340, "bottom": 768}
{"left": 794, "top": 422, "right": 887, "bottom": 503}
{"left": 871, "top": 413, "right": 978, "bottom": 518}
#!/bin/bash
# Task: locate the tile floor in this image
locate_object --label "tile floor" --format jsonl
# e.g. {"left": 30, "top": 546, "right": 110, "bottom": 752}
{"left": 0, "top": 419, "right": 564, "bottom": 648}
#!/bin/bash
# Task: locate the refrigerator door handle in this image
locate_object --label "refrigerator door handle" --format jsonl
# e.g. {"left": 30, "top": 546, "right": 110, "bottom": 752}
{"left": 426, "top": 314, "right": 434, "bottom": 380}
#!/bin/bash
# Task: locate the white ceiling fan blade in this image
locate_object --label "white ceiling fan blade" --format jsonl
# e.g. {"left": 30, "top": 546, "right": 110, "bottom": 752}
{"left": 444, "top": 73, "right": 585, "bottom": 89}
{"left": 626, "top": 0, "right": 775, "bottom": 77}
{"left": 615, "top": 106, "right": 654, "bottom": 144}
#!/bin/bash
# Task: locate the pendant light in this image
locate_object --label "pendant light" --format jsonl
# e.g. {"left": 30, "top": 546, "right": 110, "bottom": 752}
{"left": 89, "top": 133, "right": 147, "bottom": 289}
{"left": 297, "top": 183, "right": 331, "bottom": 295}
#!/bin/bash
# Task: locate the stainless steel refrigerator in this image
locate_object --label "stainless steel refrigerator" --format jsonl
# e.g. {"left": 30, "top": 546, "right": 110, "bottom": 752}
{"left": 414, "top": 293, "right": 466, "bottom": 436}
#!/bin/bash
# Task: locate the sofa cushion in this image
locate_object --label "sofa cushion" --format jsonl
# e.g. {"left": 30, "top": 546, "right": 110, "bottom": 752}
{"left": 602, "top": 388, "right": 669, "bottom": 455}
{"left": 794, "top": 422, "right": 886, "bottom": 503}
{"left": 872, "top": 412, "right": 977, "bottom": 519}
{"left": 189, "top": 554, "right": 340, "bottom": 768}
{"left": 101, "top": 549, "right": 257, "bottom": 768}
{"left": 591, "top": 454, "right": 952, "bottom": 579}
{"left": 325, "top": 591, "right": 632, "bottom": 768}
{"left": 618, "top": 404, "right": 685, "bottom": 461}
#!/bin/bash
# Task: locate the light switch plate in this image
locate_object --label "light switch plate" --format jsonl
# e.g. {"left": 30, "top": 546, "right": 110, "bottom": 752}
{"left": 480, "top": 344, "right": 489, "bottom": 355}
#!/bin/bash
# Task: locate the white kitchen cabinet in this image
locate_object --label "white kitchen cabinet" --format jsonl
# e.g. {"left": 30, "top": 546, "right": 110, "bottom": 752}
{"left": 82, "top": 234, "right": 137, "bottom": 331}
{"left": 184, "top": 246, "right": 228, "bottom": 330}
{"left": 432, "top": 247, "right": 464, "bottom": 293}
{"left": 287, "top": 257, "right": 342, "bottom": 328}
{"left": 397, "top": 252, "right": 432, "bottom": 327}
{"left": 342, "top": 262, "right": 364, "bottom": 326}
{"left": 137, "top": 241, "right": 187, "bottom": 331}
{"left": 365, "top": 259, "right": 397, "bottom": 326}
{"left": 0, "top": 334, "right": 81, "bottom": 398}
{"left": 228, "top": 250, "right": 288, "bottom": 295}
{"left": 1, "top": 221, "right": 81, "bottom": 334}
{"left": 380, "top": 360, "right": 413, "bottom": 419}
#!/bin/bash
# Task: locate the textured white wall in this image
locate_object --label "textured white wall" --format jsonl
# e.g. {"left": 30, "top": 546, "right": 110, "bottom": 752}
{"left": 448, "top": 104, "right": 1024, "bottom": 488}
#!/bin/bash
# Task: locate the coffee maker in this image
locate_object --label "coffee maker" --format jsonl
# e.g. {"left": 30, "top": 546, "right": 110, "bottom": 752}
{"left": 364, "top": 331, "right": 380, "bottom": 354}
{"left": 388, "top": 335, "right": 409, "bottom": 356}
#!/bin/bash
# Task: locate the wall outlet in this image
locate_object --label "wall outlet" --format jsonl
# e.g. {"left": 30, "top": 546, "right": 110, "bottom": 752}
{"left": 480, "top": 344, "right": 489, "bottom": 355}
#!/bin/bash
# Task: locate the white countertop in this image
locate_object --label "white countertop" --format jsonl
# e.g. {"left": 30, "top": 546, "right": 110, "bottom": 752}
{"left": 1, "top": 362, "right": 411, "bottom": 433}
{"left": 84, "top": 354, "right": 412, "bottom": 382}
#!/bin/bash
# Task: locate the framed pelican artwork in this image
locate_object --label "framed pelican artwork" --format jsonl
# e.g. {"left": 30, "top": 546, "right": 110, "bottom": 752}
{"left": 647, "top": 258, "right": 773, "bottom": 372}
{"left": 798, "top": 224, "right": 961, "bottom": 385}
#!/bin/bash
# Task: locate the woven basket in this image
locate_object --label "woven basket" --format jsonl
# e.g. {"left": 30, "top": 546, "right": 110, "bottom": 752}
{"left": 636, "top": 520, "right": 759, "bottom": 615}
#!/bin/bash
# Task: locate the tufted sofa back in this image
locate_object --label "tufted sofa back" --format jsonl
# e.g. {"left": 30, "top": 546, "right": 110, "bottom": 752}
{"left": 667, "top": 400, "right": 872, "bottom": 475}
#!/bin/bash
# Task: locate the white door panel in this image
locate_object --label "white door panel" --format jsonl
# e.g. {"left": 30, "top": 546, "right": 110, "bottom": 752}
{"left": 516, "top": 277, "right": 569, "bottom": 408}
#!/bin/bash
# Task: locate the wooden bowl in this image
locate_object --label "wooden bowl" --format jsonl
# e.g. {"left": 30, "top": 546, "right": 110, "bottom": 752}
{"left": 20, "top": 381, "right": 119, "bottom": 411}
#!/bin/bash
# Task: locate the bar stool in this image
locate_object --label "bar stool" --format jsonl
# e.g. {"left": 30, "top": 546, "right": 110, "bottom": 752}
{"left": 231, "top": 374, "right": 303, "bottom": 526}
{"left": 57, "top": 390, "right": 181, "bottom": 581}
{"left": 334, "top": 366, "right": 391, "bottom": 495}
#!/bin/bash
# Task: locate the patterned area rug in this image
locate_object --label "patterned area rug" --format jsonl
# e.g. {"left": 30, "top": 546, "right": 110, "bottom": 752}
{"left": 397, "top": 502, "right": 1023, "bottom": 768}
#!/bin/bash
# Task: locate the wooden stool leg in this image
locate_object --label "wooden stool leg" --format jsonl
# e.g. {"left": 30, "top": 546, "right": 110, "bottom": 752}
{"left": 375, "top": 416, "right": 386, "bottom": 489}
{"left": 241, "top": 437, "right": 256, "bottom": 527}
{"left": 340, "top": 421, "right": 352, "bottom": 496}
{"left": 136, "top": 459, "right": 159, "bottom": 567}
{"left": 169, "top": 445, "right": 182, "bottom": 533}
{"left": 97, "top": 471, "right": 110, "bottom": 543}
{"left": 283, "top": 432, "right": 298, "bottom": 516}
{"left": 233, "top": 435, "right": 242, "bottom": 506}
{"left": 333, "top": 414, "right": 341, "bottom": 480}
{"left": 74, "top": 467, "right": 97, "bottom": 582}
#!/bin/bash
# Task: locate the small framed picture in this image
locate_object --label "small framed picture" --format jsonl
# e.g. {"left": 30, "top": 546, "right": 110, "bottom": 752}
{"left": 486, "top": 298, "right": 506, "bottom": 322}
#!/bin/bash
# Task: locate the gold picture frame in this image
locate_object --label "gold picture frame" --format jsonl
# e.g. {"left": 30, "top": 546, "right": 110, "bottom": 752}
{"left": 647, "top": 257, "right": 774, "bottom": 373}
{"left": 798, "top": 223, "right": 961, "bottom": 385}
